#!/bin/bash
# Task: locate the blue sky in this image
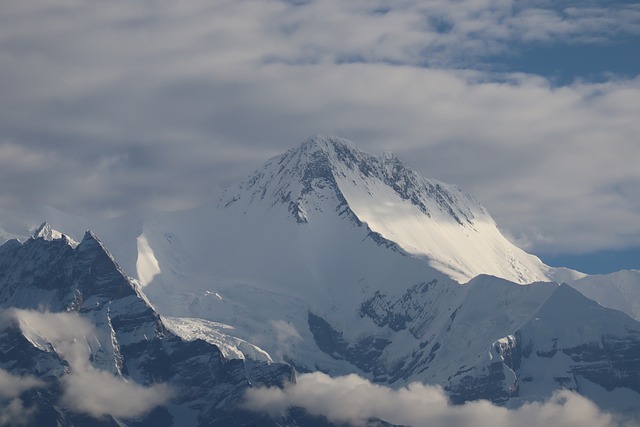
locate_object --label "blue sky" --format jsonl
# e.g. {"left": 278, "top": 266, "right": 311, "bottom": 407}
{"left": 494, "top": 38, "right": 640, "bottom": 84}
{"left": 0, "top": 0, "right": 638, "bottom": 274}
{"left": 542, "top": 247, "right": 639, "bottom": 275}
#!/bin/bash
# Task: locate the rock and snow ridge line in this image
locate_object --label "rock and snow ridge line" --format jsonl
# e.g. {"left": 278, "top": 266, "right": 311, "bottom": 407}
{"left": 221, "top": 135, "right": 583, "bottom": 284}
{"left": 21, "top": 222, "right": 270, "bottom": 362}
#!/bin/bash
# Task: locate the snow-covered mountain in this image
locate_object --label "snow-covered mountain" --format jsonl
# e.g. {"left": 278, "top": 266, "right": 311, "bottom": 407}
{"left": 125, "top": 136, "right": 637, "bottom": 414}
{"left": 567, "top": 269, "right": 640, "bottom": 322}
{"left": 216, "top": 136, "right": 578, "bottom": 285}
{"left": 0, "top": 226, "right": 316, "bottom": 426}
{"left": 0, "top": 136, "right": 638, "bottom": 424}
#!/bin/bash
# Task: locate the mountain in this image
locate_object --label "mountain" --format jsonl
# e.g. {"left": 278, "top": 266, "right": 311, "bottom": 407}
{"left": 0, "top": 226, "right": 318, "bottom": 426}
{"left": 0, "top": 136, "right": 582, "bottom": 286}
{"left": 0, "top": 136, "right": 638, "bottom": 423}
{"left": 126, "top": 136, "right": 638, "bottom": 414}
{"left": 568, "top": 269, "right": 640, "bottom": 322}
{"left": 217, "top": 136, "right": 579, "bottom": 285}
{"left": 504, "top": 284, "right": 640, "bottom": 412}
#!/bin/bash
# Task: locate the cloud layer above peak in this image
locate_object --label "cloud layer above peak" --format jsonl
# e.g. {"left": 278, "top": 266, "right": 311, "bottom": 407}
{"left": 0, "top": 0, "right": 639, "bottom": 259}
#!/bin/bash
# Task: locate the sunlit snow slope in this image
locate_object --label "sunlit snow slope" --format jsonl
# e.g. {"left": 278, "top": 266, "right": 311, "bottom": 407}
{"left": 568, "top": 269, "right": 640, "bottom": 321}
{"left": 220, "top": 136, "right": 578, "bottom": 284}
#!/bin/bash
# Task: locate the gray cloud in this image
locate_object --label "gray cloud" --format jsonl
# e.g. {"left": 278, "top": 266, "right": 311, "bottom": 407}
{"left": 245, "top": 372, "right": 639, "bottom": 427}
{"left": 0, "top": 0, "right": 638, "bottom": 255}
{"left": 10, "top": 309, "right": 172, "bottom": 419}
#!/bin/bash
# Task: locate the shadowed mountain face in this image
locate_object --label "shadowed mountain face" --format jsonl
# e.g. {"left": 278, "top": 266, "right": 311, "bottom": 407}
{"left": 0, "top": 230, "right": 304, "bottom": 427}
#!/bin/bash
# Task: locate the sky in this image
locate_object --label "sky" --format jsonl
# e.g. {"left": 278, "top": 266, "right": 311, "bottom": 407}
{"left": 0, "top": 0, "right": 639, "bottom": 273}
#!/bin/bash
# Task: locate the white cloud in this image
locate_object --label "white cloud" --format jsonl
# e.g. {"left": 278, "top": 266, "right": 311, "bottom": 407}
{"left": 60, "top": 366, "right": 172, "bottom": 419}
{"left": 10, "top": 309, "right": 172, "bottom": 419}
{"left": 245, "top": 372, "right": 639, "bottom": 427}
{"left": 0, "top": 0, "right": 638, "bottom": 256}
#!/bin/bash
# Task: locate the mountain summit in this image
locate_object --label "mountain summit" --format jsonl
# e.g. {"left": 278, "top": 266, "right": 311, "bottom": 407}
{"left": 220, "top": 135, "right": 574, "bottom": 284}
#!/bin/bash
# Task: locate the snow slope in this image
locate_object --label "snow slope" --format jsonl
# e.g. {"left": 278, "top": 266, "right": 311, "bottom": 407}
{"left": 568, "top": 269, "right": 640, "bottom": 321}
{"left": 217, "top": 136, "right": 580, "bottom": 285}
{"left": 502, "top": 284, "right": 640, "bottom": 417}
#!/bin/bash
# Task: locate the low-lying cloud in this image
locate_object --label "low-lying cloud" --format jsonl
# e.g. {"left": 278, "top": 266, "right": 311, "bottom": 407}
{"left": 245, "top": 372, "right": 639, "bottom": 427}
{"left": 9, "top": 309, "right": 172, "bottom": 419}
{"left": 60, "top": 366, "right": 172, "bottom": 419}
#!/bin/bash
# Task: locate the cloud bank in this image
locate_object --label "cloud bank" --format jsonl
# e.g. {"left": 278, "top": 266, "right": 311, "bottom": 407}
{"left": 9, "top": 309, "right": 171, "bottom": 419}
{"left": 0, "top": 0, "right": 638, "bottom": 256}
{"left": 245, "top": 372, "right": 639, "bottom": 427}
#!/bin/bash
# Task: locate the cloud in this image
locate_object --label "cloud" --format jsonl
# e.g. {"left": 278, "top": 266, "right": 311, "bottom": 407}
{"left": 269, "top": 320, "right": 303, "bottom": 360}
{"left": 60, "top": 366, "right": 172, "bottom": 419}
{"left": 0, "top": 398, "right": 37, "bottom": 427}
{"left": 0, "top": 368, "right": 43, "bottom": 427}
{"left": 10, "top": 309, "right": 171, "bottom": 419}
{"left": 0, "top": 0, "right": 638, "bottom": 256}
{"left": 245, "top": 372, "right": 639, "bottom": 427}
{"left": 0, "top": 368, "right": 43, "bottom": 399}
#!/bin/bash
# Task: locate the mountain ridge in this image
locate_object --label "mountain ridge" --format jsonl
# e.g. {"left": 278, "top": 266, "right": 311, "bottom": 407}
{"left": 0, "top": 227, "right": 301, "bottom": 426}
{"left": 220, "top": 135, "right": 580, "bottom": 284}
{"left": 0, "top": 137, "right": 639, "bottom": 424}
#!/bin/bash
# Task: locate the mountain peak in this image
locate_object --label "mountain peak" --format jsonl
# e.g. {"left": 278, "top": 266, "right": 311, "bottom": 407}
{"left": 301, "top": 135, "right": 359, "bottom": 154}
{"left": 219, "top": 136, "right": 557, "bottom": 283}
{"left": 32, "top": 222, "right": 61, "bottom": 241}
{"left": 31, "top": 222, "right": 77, "bottom": 246}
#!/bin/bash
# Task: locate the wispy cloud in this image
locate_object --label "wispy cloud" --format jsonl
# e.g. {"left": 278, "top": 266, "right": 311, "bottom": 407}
{"left": 10, "top": 309, "right": 172, "bottom": 419}
{"left": 268, "top": 320, "right": 303, "bottom": 360}
{"left": 0, "top": 397, "right": 38, "bottom": 427}
{"left": 0, "top": 369, "right": 43, "bottom": 427}
{"left": 0, "top": 369, "right": 43, "bottom": 400}
{"left": 245, "top": 372, "right": 639, "bottom": 427}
